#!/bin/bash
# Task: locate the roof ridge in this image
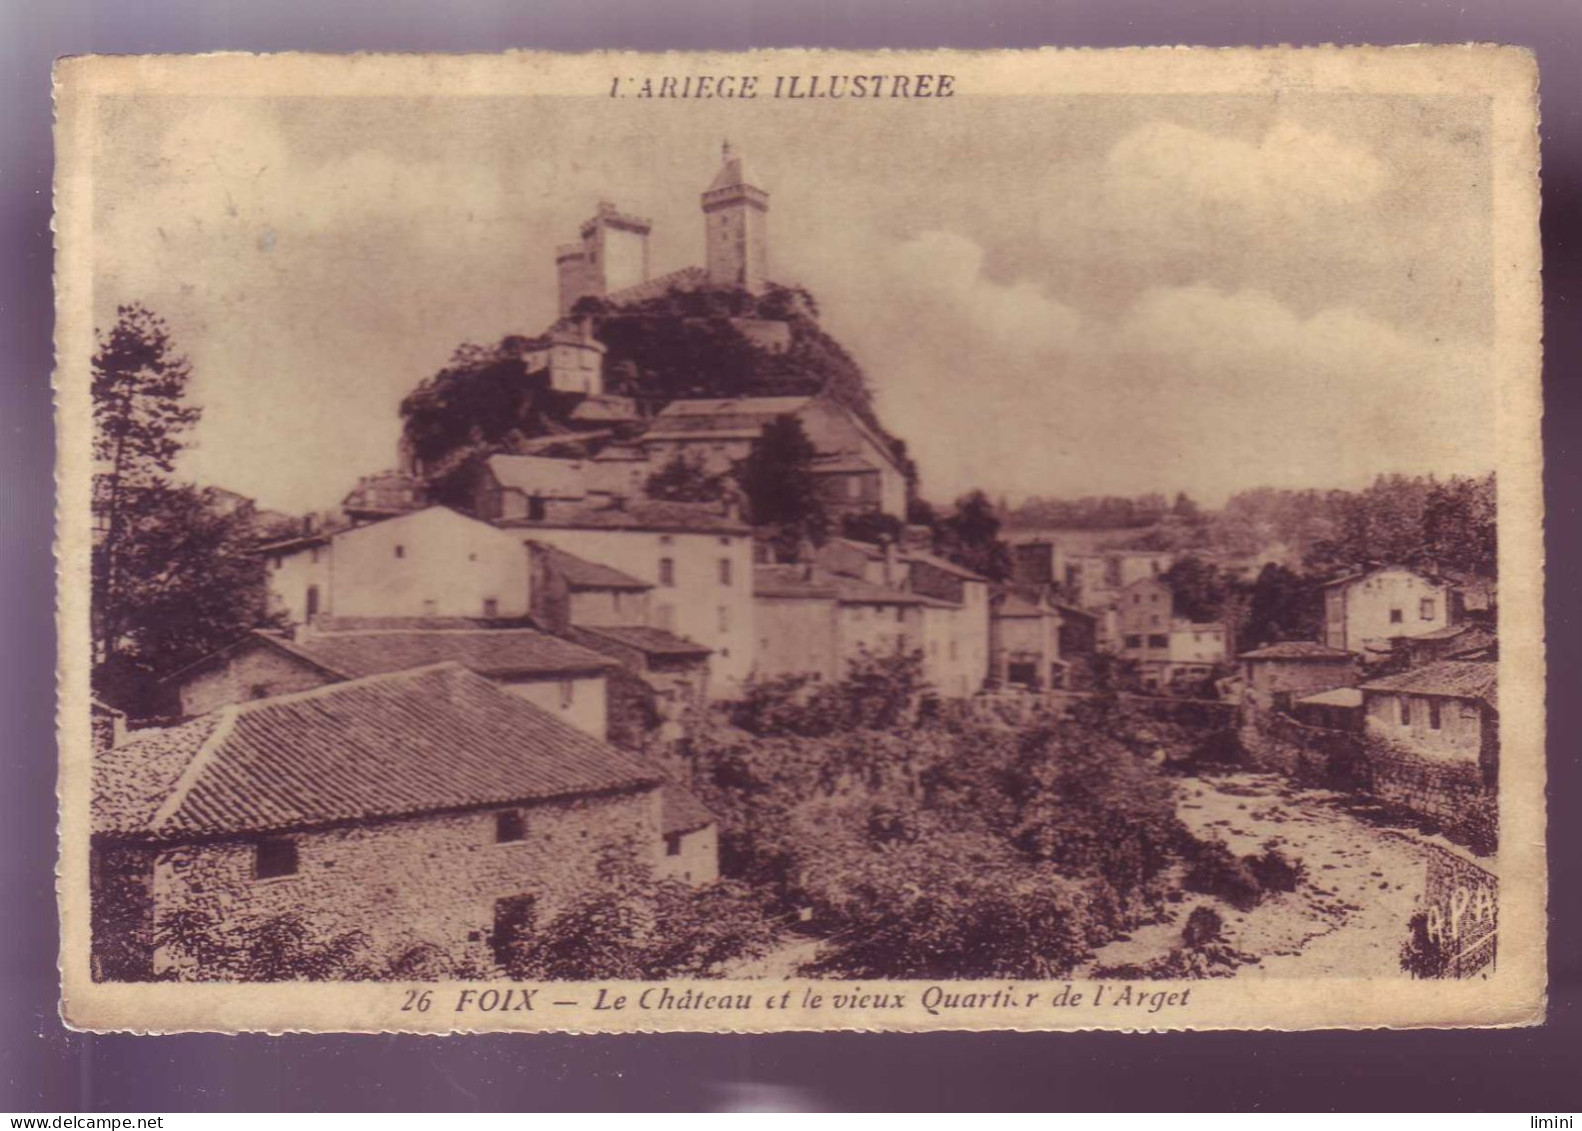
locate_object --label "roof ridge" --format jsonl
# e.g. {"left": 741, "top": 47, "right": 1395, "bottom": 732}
{"left": 150, "top": 709, "right": 238, "bottom": 830}
{"left": 230, "top": 660, "right": 472, "bottom": 715}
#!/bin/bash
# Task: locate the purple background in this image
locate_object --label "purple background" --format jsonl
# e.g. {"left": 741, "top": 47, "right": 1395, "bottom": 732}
{"left": 3, "top": 0, "right": 1578, "bottom": 1111}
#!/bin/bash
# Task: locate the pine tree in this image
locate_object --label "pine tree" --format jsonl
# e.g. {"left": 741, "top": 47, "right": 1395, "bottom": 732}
{"left": 92, "top": 304, "right": 202, "bottom": 670}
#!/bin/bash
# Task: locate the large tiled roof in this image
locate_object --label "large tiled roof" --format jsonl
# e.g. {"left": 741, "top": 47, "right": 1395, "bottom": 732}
{"left": 655, "top": 396, "right": 813, "bottom": 419}
{"left": 575, "top": 625, "right": 713, "bottom": 658}
{"left": 499, "top": 499, "right": 749, "bottom": 535}
{"left": 1237, "top": 641, "right": 1354, "bottom": 661}
{"left": 486, "top": 454, "right": 590, "bottom": 499}
{"left": 291, "top": 628, "right": 617, "bottom": 679}
{"left": 752, "top": 565, "right": 923, "bottom": 606}
{"left": 903, "top": 549, "right": 990, "bottom": 583}
{"left": 99, "top": 664, "right": 662, "bottom": 840}
{"left": 1360, "top": 661, "right": 1498, "bottom": 710}
{"left": 94, "top": 715, "right": 224, "bottom": 835}
{"left": 661, "top": 783, "right": 716, "bottom": 835}
{"left": 1297, "top": 687, "right": 1364, "bottom": 709}
{"left": 528, "top": 542, "right": 651, "bottom": 591}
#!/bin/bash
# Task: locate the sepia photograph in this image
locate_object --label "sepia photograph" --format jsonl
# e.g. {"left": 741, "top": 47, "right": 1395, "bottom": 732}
{"left": 52, "top": 47, "right": 1545, "bottom": 1033}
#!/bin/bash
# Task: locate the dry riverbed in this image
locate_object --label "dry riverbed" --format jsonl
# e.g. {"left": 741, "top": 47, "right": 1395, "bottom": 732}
{"left": 1086, "top": 771, "right": 1435, "bottom": 979}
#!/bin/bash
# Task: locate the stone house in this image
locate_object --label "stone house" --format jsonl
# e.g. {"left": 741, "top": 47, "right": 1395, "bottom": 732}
{"left": 1320, "top": 566, "right": 1458, "bottom": 657}
{"left": 341, "top": 471, "right": 427, "bottom": 523}
{"left": 497, "top": 499, "right": 755, "bottom": 698}
{"left": 641, "top": 395, "right": 907, "bottom": 520}
{"left": 659, "top": 784, "right": 719, "bottom": 885}
{"left": 523, "top": 540, "right": 713, "bottom": 707}
{"left": 990, "top": 590, "right": 1062, "bottom": 690}
{"left": 89, "top": 663, "right": 695, "bottom": 981}
{"left": 1396, "top": 624, "right": 1498, "bottom": 669}
{"left": 1358, "top": 661, "right": 1499, "bottom": 782}
{"left": 813, "top": 538, "right": 991, "bottom": 696}
{"left": 1237, "top": 640, "right": 1359, "bottom": 713}
{"left": 162, "top": 623, "right": 618, "bottom": 740}
{"left": 262, "top": 506, "right": 530, "bottom": 627}
{"left": 1115, "top": 576, "right": 1228, "bottom": 688}
{"left": 751, "top": 565, "right": 925, "bottom": 686}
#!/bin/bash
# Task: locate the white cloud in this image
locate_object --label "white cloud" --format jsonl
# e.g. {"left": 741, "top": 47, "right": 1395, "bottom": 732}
{"left": 1104, "top": 119, "right": 1387, "bottom": 217}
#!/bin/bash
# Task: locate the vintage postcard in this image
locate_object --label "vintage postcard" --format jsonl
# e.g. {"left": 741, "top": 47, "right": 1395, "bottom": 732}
{"left": 55, "top": 47, "right": 1545, "bottom": 1033}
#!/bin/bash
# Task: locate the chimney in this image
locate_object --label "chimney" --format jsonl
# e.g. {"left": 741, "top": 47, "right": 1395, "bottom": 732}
{"left": 880, "top": 534, "right": 899, "bottom": 589}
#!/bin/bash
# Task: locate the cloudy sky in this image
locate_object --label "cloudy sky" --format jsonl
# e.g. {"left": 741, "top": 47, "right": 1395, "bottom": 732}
{"left": 89, "top": 89, "right": 1495, "bottom": 513}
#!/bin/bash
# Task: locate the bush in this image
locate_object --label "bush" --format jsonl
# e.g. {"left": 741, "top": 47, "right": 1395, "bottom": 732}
{"left": 154, "top": 908, "right": 376, "bottom": 981}
{"left": 1182, "top": 840, "right": 1264, "bottom": 912}
{"left": 1246, "top": 844, "right": 1306, "bottom": 893}
{"left": 500, "top": 873, "right": 779, "bottom": 981}
{"left": 1181, "top": 904, "right": 1226, "bottom": 949}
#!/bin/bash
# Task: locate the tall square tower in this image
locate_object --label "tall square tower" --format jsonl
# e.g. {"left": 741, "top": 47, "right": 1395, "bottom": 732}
{"left": 701, "top": 143, "right": 769, "bottom": 293}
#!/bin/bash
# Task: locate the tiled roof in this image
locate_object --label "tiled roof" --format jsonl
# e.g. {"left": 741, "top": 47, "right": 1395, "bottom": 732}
{"left": 100, "top": 664, "right": 662, "bottom": 840}
{"left": 486, "top": 454, "right": 590, "bottom": 499}
{"left": 903, "top": 549, "right": 990, "bottom": 583}
{"left": 994, "top": 593, "right": 1050, "bottom": 619}
{"left": 655, "top": 396, "right": 812, "bottom": 419}
{"left": 808, "top": 454, "right": 879, "bottom": 475}
{"left": 1360, "top": 661, "right": 1498, "bottom": 709}
{"left": 1237, "top": 641, "right": 1354, "bottom": 661}
{"left": 569, "top": 397, "right": 639, "bottom": 423}
{"left": 161, "top": 631, "right": 351, "bottom": 686}
{"left": 661, "top": 783, "right": 716, "bottom": 835}
{"left": 311, "top": 616, "right": 536, "bottom": 633}
{"left": 753, "top": 565, "right": 838, "bottom": 599}
{"left": 291, "top": 628, "right": 618, "bottom": 679}
{"left": 753, "top": 565, "right": 923, "bottom": 606}
{"left": 499, "top": 499, "right": 748, "bottom": 535}
{"left": 94, "top": 715, "right": 224, "bottom": 835}
{"left": 576, "top": 625, "right": 713, "bottom": 658}
{"left": 1297, "top": 687, "right": 1364, "bottom": 708}
{"left": 529, "top": 541, "right": 651, "bottom": 591}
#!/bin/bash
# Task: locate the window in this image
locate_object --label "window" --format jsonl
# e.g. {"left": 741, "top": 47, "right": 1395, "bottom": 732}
{"left": 660, "top": 535, "right": 675, "bottom": 546}
{"left": 1399, "top": 696, "right": 1411, "bottom": 726}
{"left": 1428, "top": 700, "right": 1442, "bottom": 730}
{"left": 394, "top": 544, "right": 405, "bottom": 559}
{"left": 949, "top": 640, "right": 958, "bottom": 660}
{"left": 1151, "top": 561, "right": 1161, "bottom": 575}
{"left": 1420, "top": 598, "right": 1436, "bottom": 621}
{"left": 559, "top": 680, "right": 575, "bottom": 709}
{"left": 1389, "top": 607, "right": 1403, "bottom": 624}
{"left": 495, "top": 810, "right": 525, "bottom": 843}
{"left": 717, "top": 606, "right": 730, "bottom": 633}
{"left": 305, "top": 585, "right": 320, "bottom": 620}
{"left": 718, "top": 558, "right": 732, "bottom": 586}
{"left": 422, "top": 599, "right": 438, "bottom": 616}
{"left": 482, "top": 598, "right": 499, "bottom": 618}
{"left": 1148, "top": 634, "right": 1169, "bottom": 649}
{"left": 659, "top": 557, "right": 676, "bottom": 587}
{"left": 310, "top": 547, "right": 321, "bottom": 565}
{"left": 528, "top": 496, "right": 546, "bottom": 521}
{"left": 664, "top": 832, "right": 683, "bottom": 857}
{"left": 1132, "top": 594, "right": 1140, "bottom": 606}
{"left": 254, "top": 838, "right": 298, "bottom": 880}
{"left": 895, "top": 606, "right": 904, "bottom": 623}
{"left": 1124, "top": 634, "right": 1143, "bottom": 649}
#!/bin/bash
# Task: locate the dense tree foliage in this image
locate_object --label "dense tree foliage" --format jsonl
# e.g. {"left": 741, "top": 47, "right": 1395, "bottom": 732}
{"left": 934, "top": 490, "right": 1012, "bottom": 581}
{"left": 683, "top": 666, "right": 1214, "bottom": 978}
{"left": 738, "top": 415, "right": 830, "bottom": 559}
{"left": 91, "top": 305, "right": 272, "bottom": 711}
